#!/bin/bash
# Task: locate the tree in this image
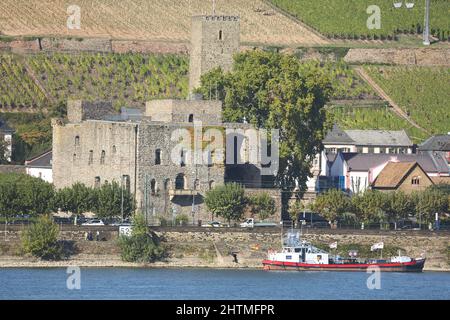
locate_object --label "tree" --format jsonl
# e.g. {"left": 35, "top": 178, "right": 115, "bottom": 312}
{"left": 413, "top": 188, "right": 448, "bottom": 225}
{"left": 21, "top": 215, "right": 62, "bottom": 260}
{"left": 248, "top": 192, "right": 276, "bottom": 221}
{"left": 352, "top": 190, "right": 388, "bottom": 225}
{"left": 53, "top": 183, "right": 97, "bottom": 215}
{"left": 385, "top": 191, "right": 414, "bottom": 228}
{"left": 0, "top": 138, "right": 9, "bottom": 164}
{"left": 313, "top": 189, "right": 351, "bottom": 224}
{"left": 196, "top": 51, "right": 332, "bottom": 199}
{"left": 288, "top": 200, "right": 304, "bottom": 223}
{"left": 94, "top": 181, "right": 134, "bottom": 220}
{"left": 205, "top": 183, "right": 246, "bottom": 224}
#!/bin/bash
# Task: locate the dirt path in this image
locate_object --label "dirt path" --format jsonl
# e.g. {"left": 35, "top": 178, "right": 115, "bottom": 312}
{"left": 354, "top": 66, "right": 429, "bottom": 134}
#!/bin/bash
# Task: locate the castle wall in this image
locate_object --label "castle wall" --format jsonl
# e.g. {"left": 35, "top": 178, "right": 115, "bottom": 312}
{"left": 52, "top": 119, "right": 137, "bottom": 193}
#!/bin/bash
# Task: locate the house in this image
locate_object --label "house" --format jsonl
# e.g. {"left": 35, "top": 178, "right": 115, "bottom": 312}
{"left": 418, "top": 134, "right": 450, "bottom": 169}
{"left": 327, "top": 152, "right": 448, "bottom": 194}
{"left": 25, "top": 150, "right": 53, "bottom": 183}
{"left": 0, "top": 119, "right": 14, "bottom": 162}
{"left": 322, "top": 124, "right": 414, "bottom": 155}
{"left": 372, "top": 161, "right": 434, "bottom": 193}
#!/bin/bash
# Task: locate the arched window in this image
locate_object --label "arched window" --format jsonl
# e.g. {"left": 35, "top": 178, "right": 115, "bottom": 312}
{"left": 73, "top": 153, "right": 76, "bottom": 162}
{"left": 209, "top": 180, "right": 215, "bottom": 190}
{"left": 164, "top": 179, "right": 171, "bottom": 191}
{"left": 219, "top": 30, "right": 223, "bottom": 40}
{"left": 175, "top": 174, "right": 186, "bottom": 190}
{"left": 94, "top": 176, "right": 101, "bottom": 188}
{"left": 150, "top": 179, "right": 157, "bottom": 195}
{"left": 188, "top": 114, "right": 194, "bottom": 123}
{"left": 74, "top": 136, "right": 80, "bottom": 146}
{"left": 155, "top": 149, "right": 162, "bottom": 165}
{"left": 112, "top": 145, "right": 117, "bottom": 154}
{"left": 100, "top": 150, "right": 106, "bottom": 164}
{"left": 194, "top": 179, "right": 200, "bottom": 190}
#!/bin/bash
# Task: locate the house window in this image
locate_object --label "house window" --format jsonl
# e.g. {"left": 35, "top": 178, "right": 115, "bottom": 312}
{"left": 75, "top": 136, "right": 80, "bottom": 146}
{"left": 100, "top": 150, "right": 106, "bottom": 164}
{"left": 219, "top": 30, "right": 223, "bottom": 40}
{"left": 411, "top": 176, "right": 420, "bottom": 185}
{"left": 188, "top": 114, "right": 194, "bottom": 123}
{"left": 88, "top": 150, "right": 93, "bottom": 165}
{"left": 155, "top": 149, "right": 162, "bottom": 165}
{"left": 94, "top": 176, "right": 101, "bottom": 188}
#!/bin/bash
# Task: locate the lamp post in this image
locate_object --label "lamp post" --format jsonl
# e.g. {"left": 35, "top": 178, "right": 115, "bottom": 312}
{"left": 393, "top": 0, "right": 431, "bottom": 46}
{"left": 120, "top": 175, "right": 124, "bottom": 223}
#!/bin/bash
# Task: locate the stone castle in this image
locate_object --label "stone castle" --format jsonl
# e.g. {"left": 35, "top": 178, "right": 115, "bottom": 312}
{"left": 52, "top": 15, "right": 281, "bottom": 223}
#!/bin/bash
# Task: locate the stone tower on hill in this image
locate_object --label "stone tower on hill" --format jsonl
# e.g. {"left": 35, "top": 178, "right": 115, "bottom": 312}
{"left": 188, "top": 15, "right": 240, "bottom": 95}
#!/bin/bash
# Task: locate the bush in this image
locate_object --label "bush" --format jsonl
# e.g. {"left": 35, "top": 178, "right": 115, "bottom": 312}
{"left": 175, "top": 214, "right": 189, "bottom": 226}
{"left": 118, "top": 213, "right": 165, "bottom": 263}
{"left": 21, "top": 215, "right": 63, "bottom": 260}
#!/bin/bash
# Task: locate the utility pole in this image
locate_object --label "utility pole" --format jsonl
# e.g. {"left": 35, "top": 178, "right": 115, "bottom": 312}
{"left": 423, "top": 0, "right": 431, "bottom": 45}
{"left": 120, "top": 175, "right": 124, "bottom": 223}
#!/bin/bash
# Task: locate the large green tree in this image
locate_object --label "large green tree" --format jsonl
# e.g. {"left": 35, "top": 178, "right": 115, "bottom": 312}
{"left": 205, "top": 183, "right": 246, "bottom": 224}
{"left": 313, "top": 189, "right": 351, "bottom": 223}
{"left": 196, "top": 51, "right": 332, "bottom": 198}
{"left": 413, "top": 188, "right": 448, "bottom": 225}
{"left": 247, "top": 192, "right": 276, "bottom": 221}
{"left": 352, "top": 190, "right": 388, "bottom": 224}
{"left": 385, "top": 191, "right": 414, "bottom": 227}
{"left": 94, "top": 181, "right": 134, "bottom": 220}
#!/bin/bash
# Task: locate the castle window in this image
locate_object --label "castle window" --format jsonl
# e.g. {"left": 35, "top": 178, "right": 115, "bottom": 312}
{"left": 88, "top": 150, "right": 93, "bottom": 165}
{"left": 188, "top": 114, "right": 194, "bottom": 123}
{"left": 112, "top": 145, "right": 117, "bottom": 154}
{"left": 411, "top": 176, "right": 420, "bottom": 185}
{"left": 75, "top": 136, "right": 80, "bottom": 146}
{"left": 219, "top": 30, "right": 223, "bottom": 40}
{"left": 194, "top": 179, "right": 200, "bottom": 190}
{"left": 208, "top": 150, "right": 215, "bottom": 167}
{"left": 164, "top": 179, "right": 171, "bottom": 191}
{"left": 180, "top": 149, "right": 186, "bottom": 167}
{"left": 73, "top": 153, "right": 76, "bottom": 162}
{"left": 150, "top": 179, "right": 157, "bottom": 195}
{"left": 94, "top": 176, "right": 101, "bottom": 188}
{"left": 175, "top": 174, "right": 186, "bottom": 190}
{"left": 209, "top": 180, "right": 215, "bottom": 190}
{"left": 100, "top": 150, "right": 106, "bottom": 164}
{"left": 155, "top": 149, "right": 162, "bottom": 165}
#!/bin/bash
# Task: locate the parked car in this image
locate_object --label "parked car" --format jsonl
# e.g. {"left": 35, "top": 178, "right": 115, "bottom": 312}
{"left": 201, "top": 221, "right": 222, "bottom": 228}
{"left": 82, "top": 219, "right": 105, "bottom": 226}
{"left": 305, "top": 221, "right": 330, "bottom": 229}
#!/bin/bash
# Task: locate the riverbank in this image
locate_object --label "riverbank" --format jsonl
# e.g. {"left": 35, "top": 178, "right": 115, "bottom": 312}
{"left": 1, "top": 228, "right": 449, "bottom": 271}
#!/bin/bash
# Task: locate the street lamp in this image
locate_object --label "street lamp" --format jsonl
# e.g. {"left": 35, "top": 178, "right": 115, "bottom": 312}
{"left": 393, "top": 0, "right": 431, "bottom": 46}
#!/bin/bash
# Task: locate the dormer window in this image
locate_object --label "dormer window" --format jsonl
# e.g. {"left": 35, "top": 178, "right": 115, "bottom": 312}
{"left": 411, "top": 176, "right": 420, "bottom": 185}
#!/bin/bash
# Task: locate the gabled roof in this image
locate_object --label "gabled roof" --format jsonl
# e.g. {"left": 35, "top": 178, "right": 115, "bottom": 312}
{"left": 322, "top": 124, "right": 354, "bottom": 144}
{"left": 345, "top": 129, "right": 413, "bottom": 147}
{"left": 341, "top": 152, "right": 449, "bottom": 174}
{"left": 372, "top": 162, "right": 428, "bottom": 188}
{"left": 418, "top": 135, "right": 450, "bottom": 151}
{"left": 25, "top": 150, "right": 52, "bottom": 168}
{"left": 431, "top": 176, "right": 450, "bottom": 185}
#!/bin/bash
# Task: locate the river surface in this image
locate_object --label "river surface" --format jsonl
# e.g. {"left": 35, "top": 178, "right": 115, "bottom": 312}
{"left": 0, "top": 268, "right": 449, "bottom": 300}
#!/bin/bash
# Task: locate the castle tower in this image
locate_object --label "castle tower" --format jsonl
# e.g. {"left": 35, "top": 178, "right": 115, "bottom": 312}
{"left": 188, "top": 15, "right": 240, "bottom": 95}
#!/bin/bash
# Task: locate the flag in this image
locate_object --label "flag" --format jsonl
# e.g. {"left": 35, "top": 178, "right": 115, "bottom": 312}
{"left": 329, "top": 242, "right": 337, "bottom": 249}
{"left": 371, "top": 242, "right": 384, "bottom": 251}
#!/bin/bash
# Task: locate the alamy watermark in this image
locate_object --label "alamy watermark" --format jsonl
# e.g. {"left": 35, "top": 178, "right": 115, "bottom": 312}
{"left": 66, "top": 266, "right": 81, "bottom": 290}
{"left": 366, "top": 5, "right": 381, "bottom": 30}
{"left": 67, "top": 5, "right": 81, "bottom": 30}
{"left": 366, "top": 266, "right": 381, "bottom": 290}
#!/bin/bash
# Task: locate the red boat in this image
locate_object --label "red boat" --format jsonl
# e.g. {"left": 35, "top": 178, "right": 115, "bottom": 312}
{"left": 262, "top": 232, "right": 426, "bottom": 272}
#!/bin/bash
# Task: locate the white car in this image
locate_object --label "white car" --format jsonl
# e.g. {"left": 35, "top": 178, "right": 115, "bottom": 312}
{"left": 201, "top": 221, "right": 222, "bottom": 228}
{"left": 82, "top": 219, "right": 105, "bottom": 226}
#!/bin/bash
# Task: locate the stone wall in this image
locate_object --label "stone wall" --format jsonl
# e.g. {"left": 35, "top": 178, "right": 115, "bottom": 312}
{"left": 344, "top": 48, "right": 450, "bottom": 66}
{"left": 111, "top": 40, "right": 188, "bottom": 54}
{"left": 40, "top": 38, "right": 112, "bottom": 52}
{"left": 0, "top": 165, "right": 26, "bottom": 174}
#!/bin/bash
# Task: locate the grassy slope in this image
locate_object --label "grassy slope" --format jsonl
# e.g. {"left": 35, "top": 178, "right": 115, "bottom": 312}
{"left": 269, "top": 0, "right": 450, "bottom": 39}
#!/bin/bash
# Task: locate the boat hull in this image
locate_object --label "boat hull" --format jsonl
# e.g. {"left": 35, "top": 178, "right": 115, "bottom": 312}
{"left": 262, "top": 258, "right": 426, "bottom": 272}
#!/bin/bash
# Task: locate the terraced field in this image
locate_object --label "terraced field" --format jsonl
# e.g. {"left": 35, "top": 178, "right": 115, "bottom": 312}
{"left": 0, "top": 0, "right": 327, "bottom": 46}
{"left": 364, "top": 65, "right": 450, "bottom": 136}
{"left": 270, "top": 0, "right": 450, "bottom": 40}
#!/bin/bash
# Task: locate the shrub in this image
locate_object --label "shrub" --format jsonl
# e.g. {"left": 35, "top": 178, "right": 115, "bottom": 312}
{"left": 175, "top": 214, "right": 189, "bottom": 226}
{"left": 21, "top": 215, "right": 62, "bottom": 260}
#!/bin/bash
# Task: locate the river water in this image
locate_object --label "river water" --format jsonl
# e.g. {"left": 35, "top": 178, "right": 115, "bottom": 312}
{"left": 0, "top": 268, "right": 449, "bottom": 300}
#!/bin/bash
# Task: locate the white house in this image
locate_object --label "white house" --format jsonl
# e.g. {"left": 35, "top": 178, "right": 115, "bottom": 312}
{"left": 328, "top": 152, "right": 449, "bottom": 194}
{"left": 25, "top": 150, "right": 53, "bottom": 183}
